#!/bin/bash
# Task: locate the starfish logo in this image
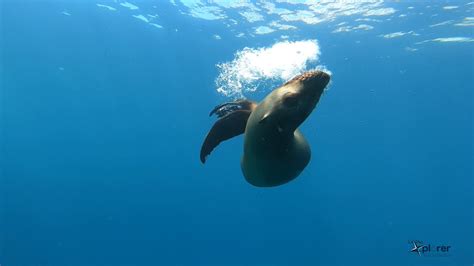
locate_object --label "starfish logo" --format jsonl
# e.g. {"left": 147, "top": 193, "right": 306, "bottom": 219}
{"left": 410, "top": 241, "right": 425, "bottom": 256}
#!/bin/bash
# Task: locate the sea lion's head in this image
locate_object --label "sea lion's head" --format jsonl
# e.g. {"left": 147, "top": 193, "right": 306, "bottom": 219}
{"left": 260, "top": 70, "right": 330, "bottom": 133}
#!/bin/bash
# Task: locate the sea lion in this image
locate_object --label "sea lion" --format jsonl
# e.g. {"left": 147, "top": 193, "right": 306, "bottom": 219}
{"left": 200, "top": 70, "right": 330, "bottom": 187}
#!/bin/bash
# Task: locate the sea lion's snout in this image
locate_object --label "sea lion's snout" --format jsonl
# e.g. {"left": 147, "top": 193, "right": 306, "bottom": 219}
{"left": 300, "top": 70, "right": 330, "bottom": 92}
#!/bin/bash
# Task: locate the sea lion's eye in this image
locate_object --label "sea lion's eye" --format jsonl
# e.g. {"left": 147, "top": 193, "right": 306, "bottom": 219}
{"left": 284, "top": 96, "right": 298, "bottom": 108}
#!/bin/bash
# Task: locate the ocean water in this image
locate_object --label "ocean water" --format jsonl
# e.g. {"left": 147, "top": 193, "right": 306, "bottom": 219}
{"left": 1, "top": 1, "right": 473, "bottom": 266}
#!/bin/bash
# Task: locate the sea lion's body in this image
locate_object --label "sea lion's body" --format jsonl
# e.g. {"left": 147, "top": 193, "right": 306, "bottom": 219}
{"left": 200, "top": 71, "right": 330, "bottom": 187}
{"left": 241, "top": 86, "right": 312, "bottom": 187}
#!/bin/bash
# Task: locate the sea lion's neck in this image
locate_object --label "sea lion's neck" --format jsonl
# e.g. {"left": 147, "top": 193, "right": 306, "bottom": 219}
{"left": 258, "top": 121, "right": 296, "bottom": 147}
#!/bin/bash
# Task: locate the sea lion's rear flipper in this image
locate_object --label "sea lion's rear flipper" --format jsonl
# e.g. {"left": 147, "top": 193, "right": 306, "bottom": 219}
{"left": 209, "top": 99, "right": 256, "bottom": 118}
{"left": 200, "top": 100, "right": 256, "bottom": 164}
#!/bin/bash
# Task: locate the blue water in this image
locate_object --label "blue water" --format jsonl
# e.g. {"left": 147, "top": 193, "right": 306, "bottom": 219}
{"left": 2, "top": 1, "right": 473, "bottom": 265}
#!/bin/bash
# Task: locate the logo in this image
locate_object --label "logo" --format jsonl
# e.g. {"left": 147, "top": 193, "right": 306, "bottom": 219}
{"left": 408, "top": 240, "right": 452, "bottom": 257}
{"left": 410, "top": 241, "right": 425, "bottom": 256}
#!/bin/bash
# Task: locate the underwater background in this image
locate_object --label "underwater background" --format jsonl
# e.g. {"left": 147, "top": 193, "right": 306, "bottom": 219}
{"left": 2, "top": 0, "right": 473, "bottom": 265}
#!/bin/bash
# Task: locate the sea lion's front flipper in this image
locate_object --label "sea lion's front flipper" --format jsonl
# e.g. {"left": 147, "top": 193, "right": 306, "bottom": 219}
{"left": 200, "top": 100, "right": 256, "bottom": 164}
